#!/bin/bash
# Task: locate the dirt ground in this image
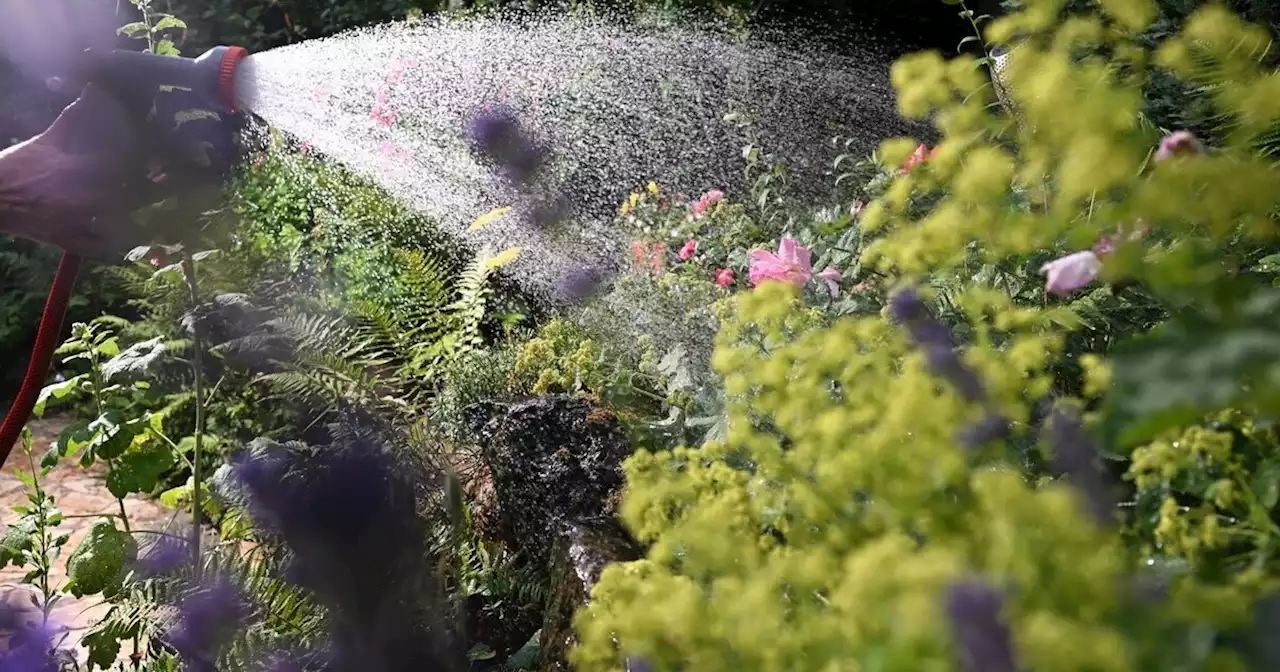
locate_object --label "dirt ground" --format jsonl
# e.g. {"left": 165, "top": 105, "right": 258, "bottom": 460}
{"left": 0, "top": 415, "right": 193, "bottom": 666}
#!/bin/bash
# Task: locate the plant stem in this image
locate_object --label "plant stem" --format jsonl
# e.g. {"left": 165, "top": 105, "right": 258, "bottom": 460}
{"left": 182, "top": 255, "right": 206, "bottom": 580}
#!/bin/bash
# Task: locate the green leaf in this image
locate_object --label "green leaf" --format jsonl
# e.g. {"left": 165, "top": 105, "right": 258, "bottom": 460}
{"left": 64, "top": 519, "right": 136, "bottom": 598}
{"left": 152, "top": 15, "right": 187, "bottom": 32}
{"left": 154, "top": 40, "right": 181, "bottom": 56}
{"left": 467, "top": 643, "right": 497, "bottom": 661}
{"left": 1253, "top": 460, "right": 1280, "bottom": 510}
{"left": 0, "top": 519, "right": 36, "bottom": 569}
{"left": 507, "top": 629, "right": 541, "bottom": 669}
{"left": 159, "top": 480, "right": 193, "bottom": 509}
{"left": 55, "top": 421, "right": 94, "bottom": 459}
{"left": 1104, "top": 287, "right": 1280, "bottom": 448}
{"left": 105, "top": 441, "right": 175, "bottom": 499}
{"left": 117, "top": 21, "right": 150, "bottom": 37}
{"left": 1254, "top": 253, "right": 1280, "bottom": 273}
{"left": 34, "top": 374, "right": 85, "bottom": 417}
{"left": 100, "top": 337, "right": 166, "bottom": 382}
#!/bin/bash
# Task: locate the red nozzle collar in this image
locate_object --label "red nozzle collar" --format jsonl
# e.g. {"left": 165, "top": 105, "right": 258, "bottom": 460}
{"left": 218, "top": 46, "right": 249, "bottom": 114}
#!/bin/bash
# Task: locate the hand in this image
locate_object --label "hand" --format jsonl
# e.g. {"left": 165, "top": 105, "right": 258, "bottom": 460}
{"left": 0, "top": 83, "right": 177, "bottom": 259}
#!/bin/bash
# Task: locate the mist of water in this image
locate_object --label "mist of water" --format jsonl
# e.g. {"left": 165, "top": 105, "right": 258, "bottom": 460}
{"left": 235, "top": 10, "right": 920, "bottom": 306}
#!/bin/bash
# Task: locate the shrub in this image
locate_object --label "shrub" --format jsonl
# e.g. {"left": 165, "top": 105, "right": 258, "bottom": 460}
{"left": 573, "top": 1, "right": 1280, "bottom": 669}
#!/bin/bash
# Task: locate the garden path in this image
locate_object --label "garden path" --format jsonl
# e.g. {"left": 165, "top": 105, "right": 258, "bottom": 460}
{"left": 0, "top": 415, "right": 193, "bottom": 666}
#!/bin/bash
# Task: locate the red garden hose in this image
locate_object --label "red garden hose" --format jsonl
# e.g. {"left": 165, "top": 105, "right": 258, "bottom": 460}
{"left": 0, "top": 251, "right": 83, "bottom": 467}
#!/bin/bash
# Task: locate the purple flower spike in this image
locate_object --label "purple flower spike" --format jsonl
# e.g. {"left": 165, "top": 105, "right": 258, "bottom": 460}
{"left": 945, "top": 579, "right": 1018, "bottom": 672}
{"left": 137, "top": 535, "right": 190, "bottom": 577}
{"left": 0, "top": 596, "right": 58, "bottom": 672}
{"left": 166, "top": 574, "right": 251, "bottom": 666}
{"left": 1045, "top": 406, "right": 1115, "bottom": 525}
{"left": 958, "top": 413, "right": 1011, "bottom": 451}
{"left": 889, "top": 287, "right": 987, "bottom": 404}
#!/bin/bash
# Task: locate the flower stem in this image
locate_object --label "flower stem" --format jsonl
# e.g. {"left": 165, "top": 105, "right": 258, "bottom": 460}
{"left": 182, "top": 254, "right": 206, "bottom": 580}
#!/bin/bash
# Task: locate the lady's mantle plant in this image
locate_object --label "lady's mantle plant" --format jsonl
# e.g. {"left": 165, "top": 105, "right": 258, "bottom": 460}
{"left": 572, "top": 1, "right": 1280, "bottom": 670}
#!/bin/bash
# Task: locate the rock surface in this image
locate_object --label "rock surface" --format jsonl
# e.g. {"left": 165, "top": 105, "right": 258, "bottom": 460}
{"left": 471, "top": 396, "right": 631, "bottom": 564}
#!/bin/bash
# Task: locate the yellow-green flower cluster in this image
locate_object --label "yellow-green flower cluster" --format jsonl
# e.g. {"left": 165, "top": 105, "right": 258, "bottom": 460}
{"left": 513, "top": 319, "right": 608, "bottom": 396}
{"left": 574, "top": 283, "right": 1132, "bottom": 671}
{"left": 569, "top": 1, "right": 1280, "bottom": 670}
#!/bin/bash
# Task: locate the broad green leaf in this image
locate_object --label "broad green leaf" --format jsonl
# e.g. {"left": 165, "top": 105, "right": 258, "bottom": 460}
{"left": 64, "top": 519, "right": 137, "bottom": 599}
{"left": 105, "top": 441, "right": 176, "bottom": 499}
{"left": 34, "top": 374, "right": 85, "bottom": 417}
{"left": 152, "top": 15, "right": 187, "bottom": 32}
{"left": 1104, "top": 287, "right": 1280, "bottom": 448}
{"left": 100, "top": 337, "right": 166, "bottom": 382}
{"left": 117, "top": 21, "right": 149, "bottom": 37}
{"left": 469, "top": 206, "right": 512, "bottom": 231}
{"left": 467, "top": 644, "right": 497, "bottom": 661}
{"left": 0, "top": 519, "right": 36, "bottom": 569}
{"left": 55, "top": 421, "right": 94, "bottom": 459}
{"left": 507, "top": 630, "right": 541, "bottom": 669}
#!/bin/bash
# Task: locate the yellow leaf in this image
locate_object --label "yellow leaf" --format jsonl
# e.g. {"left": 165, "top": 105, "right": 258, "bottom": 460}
{"left": 470, "top": 206, "right": 512, "bottom": 231}
{"left": 486, "top": 246, "right": 522, "bottom": 269}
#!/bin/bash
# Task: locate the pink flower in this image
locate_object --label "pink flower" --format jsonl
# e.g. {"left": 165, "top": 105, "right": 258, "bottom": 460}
{"left": 679, "top": 240, "right": 698, "bottom": 261}
{"left": 749, "top": 238, "right": 812, "bottom": 287}
{"left": 899, "top": 144, "right": 937, "bottom": 175}
{"left": 650, "top": 243, "right": 666, "bottom": 273}
{"left": 691, "top": 189, "right": 725, "bottom": 217}
{"left": 817, "top": 267, "right": 843, "bottom": 297}
{"left": 631, "top": 241, "right": 647, "bottom": 267}
{"left": 715, "top": 268, "right": 735, "bottom": 287}
{"left": 1154, "top": 130, "right": 1202, "bottom": 161}
{"left": 1040, "top": 251, "right": 1101, "bottom": 297}
{"left": 1092, "top": 236, "right": 1114, "bottom": 257}
{"left": 851, "top": 200, "right": 865, "bottom": 217}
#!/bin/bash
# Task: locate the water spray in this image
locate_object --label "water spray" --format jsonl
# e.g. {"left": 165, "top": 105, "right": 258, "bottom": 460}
{"left": 0, "top": 45, "right": 252, "bottom": 464}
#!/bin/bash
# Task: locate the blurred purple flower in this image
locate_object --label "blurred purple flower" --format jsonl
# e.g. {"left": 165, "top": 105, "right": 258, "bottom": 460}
{"left": 889, "top": 287, "right": 987, "bottom": 404}
{"left": 957, "top": 413, "right": 1011, "bottom": 451}
{"left": 136, "top": 535, "right": 189, "bottom": 577}
{"left": 165, "top": 574, "right": 250, "bottom": 667}
{"left": 1045, "top": 406, "right": 1115, "bottom": 525}
{"left": 1154, "top": 130, "right": 1203, "bottom": 161}
{"left": 468, "top": 106, "right": 546, "bottom": 184}
{"left": 0, "top": 595, "right": 58, "bottom": 672}
{"left": 945, "top": 579, "right": 1017, "bottom": 672}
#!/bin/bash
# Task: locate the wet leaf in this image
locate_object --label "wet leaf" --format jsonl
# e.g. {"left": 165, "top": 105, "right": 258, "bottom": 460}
{"left": 105, "top": 441, "right": 176, "bottom": 499}
{"left": 65, "top": 519, "right": 137, "bottom": 598}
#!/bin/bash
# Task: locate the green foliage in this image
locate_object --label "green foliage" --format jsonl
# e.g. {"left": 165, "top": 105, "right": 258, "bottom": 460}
{"left": 572, "top": 1, "right": 1280, "bottom": 670}
{"left": 65, "top": 519, "right": 138, "bottom": 599}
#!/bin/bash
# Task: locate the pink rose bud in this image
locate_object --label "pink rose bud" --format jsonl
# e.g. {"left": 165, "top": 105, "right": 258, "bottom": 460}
{"left": 1040, "top": 251, "right": 1102, "bottom": 297}
{"left": 715, "top": 268, "right": 735, "bottom": 287}
{"left": 1154, "top": 130, "right": 1203, "bottom": 161}
{"left": 679, "top": 240, "right": 698, "bottom": 261}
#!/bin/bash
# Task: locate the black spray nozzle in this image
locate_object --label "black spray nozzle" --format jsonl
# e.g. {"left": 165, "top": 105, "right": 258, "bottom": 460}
{"left": 71, "top": 45, "right": 251, "bottom": 179}
{"left": 74, "top": 45, "right": 249, "bottom": 118}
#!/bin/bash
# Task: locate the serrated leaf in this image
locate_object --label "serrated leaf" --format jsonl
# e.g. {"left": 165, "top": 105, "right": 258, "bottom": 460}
{"left": 467, "top": 643, "right": 497, "bottom": 661}
{"left": 65, "top": 519, "right": 137, "bottom": 598}
{"left": 469, "top": 206, "right": 512, "bottom": 231}
{"left": 152, "top": 15, "right": 187, "bottom": 32}
{"left": 100, "top": 337, "right": 166, "bottom": 382}
{"left": 105, "top": 440, "right": 175, "bottom": 499}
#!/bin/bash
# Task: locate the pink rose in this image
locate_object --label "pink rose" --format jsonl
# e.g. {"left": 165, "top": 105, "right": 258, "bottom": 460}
{"left": 679, "top": 240, "right": 698, "bottom": 261}
{"left": 749, "top": 238, "right": 812, "bottom": 287}
{"left": 1041, "top": 251, "right": 1101, "bottom": 297}
{"left": 1154, "top": 130, "right": 1202, "bottom": 161}
{"left": 715, "top": 268, "right": 735, "bottom": 287}
{"left": 817, "top": 267, "right": 843, "bottom": 297}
